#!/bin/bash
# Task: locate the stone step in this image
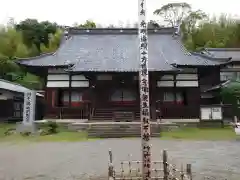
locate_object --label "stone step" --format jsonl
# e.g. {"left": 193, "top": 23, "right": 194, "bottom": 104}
{"left": 91, "top": 119, "right": 113, "bottom": 121}
{"left": 88, "top": 132, "right": 160, "bottom": 138}
{"left": 88, "top": 132, "right": 160, "bottom": 136}
{"left": 87, "top": 132, "right": 160, "bottom": 135}
{"left": 87, "top": 127, "right": 160, "bottom": 130}
{"left": 91, "top": 116, "right": 113, "bottom": 119}
{"left": 94, "top": 112, "right": 111, "bottom": 114}
{"left": 87, "top": 124, "right": 164, "bottom": 127}
{"left": 96, "top": 108, "right": 139, "bottom": 110}
{"left": 88, "top": 126, "right": 160, "bottom": 129}
{"left": 68, "top": 122, "right": 179, "bottom": 135}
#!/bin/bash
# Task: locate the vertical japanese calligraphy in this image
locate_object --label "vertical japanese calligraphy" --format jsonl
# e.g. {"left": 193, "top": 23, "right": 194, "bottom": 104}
{"left": 23, "top": 91, "right": 36, "bottom": 125}
{"left": 138, "top": 0, "right": 151, "bottom": 179}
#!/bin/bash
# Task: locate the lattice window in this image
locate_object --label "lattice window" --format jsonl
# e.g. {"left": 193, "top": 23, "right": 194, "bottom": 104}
{"left": 220, "top": 72, "right": 235, "bottom": 81}
{"left": 163, "top": 92, "right": 174, "bottom": 102}
{"left": 71, "top": 91, "right": 83, "bottom": 102}
{"left": 176, "top": 92, "right": 184, "bottom": 103}
{"left": 163, "top": 91, "right": 184, "bottom": 104}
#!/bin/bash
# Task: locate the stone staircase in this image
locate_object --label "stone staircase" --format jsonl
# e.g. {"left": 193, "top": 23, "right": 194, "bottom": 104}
{"left": 86, "top": 122, "right": 178, "bottom": 138}
{"left": 91, "top": 108, "right": 113, "bottom": 121}
{"left": 91, "top": 107, "right": 140, "bottom": 122}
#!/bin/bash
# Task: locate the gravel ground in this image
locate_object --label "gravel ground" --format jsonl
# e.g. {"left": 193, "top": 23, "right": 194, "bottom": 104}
{"left": 0, "top": 139, "right": 239, "bottom": 180}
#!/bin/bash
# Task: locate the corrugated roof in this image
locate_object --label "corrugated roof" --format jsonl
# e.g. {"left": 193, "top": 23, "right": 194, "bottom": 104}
{"left": 0, "top": 79, "right": 43, "bottom": 97}
{"left": 17, "top": 28, "right": 228, "bottom": 72}
{"left": 204, "top": 48, "right": 240, "bottom": 61}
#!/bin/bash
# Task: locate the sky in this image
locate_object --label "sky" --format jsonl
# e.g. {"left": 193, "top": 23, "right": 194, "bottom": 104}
{"left": 0, "top": 0, "right": 239, "bottom": 26}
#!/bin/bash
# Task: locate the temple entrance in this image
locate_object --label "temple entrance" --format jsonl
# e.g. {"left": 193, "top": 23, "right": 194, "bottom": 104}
{"left": 91, "top": 73, "right": 140, "bottom": 121}
{"left": 110, "top": 88, "right": 137, "bottom": 105}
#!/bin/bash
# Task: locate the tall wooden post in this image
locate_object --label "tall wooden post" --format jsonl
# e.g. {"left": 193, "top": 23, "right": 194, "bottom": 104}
{"left": 138, "top": 0, "right": 151, "bottom": 179}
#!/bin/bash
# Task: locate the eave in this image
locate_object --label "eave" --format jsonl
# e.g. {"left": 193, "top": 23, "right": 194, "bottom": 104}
{"left": 171, "top": 61, "right": 232, "bottom": 68}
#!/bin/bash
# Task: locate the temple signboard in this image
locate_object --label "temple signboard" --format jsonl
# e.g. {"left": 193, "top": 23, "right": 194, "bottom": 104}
{"left": 23, "top": 91, "right": 36, "bottom": 125}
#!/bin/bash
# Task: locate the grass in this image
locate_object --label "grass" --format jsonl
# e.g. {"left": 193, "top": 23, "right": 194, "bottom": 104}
{"left": 0, "top": 123, "right": 89, "bottom": 143}
{"left": 0, "top": 123, "right": 238, "bottom": 142}
{"left": 0, "top": 131, "right": 88, "bottom": 143}
{"left": 161, "top": 127, "right": 237, "bottom": 140}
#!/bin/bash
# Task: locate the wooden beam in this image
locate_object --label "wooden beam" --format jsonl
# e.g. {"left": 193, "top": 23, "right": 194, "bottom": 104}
{"left": 69, "top": 73, "right": 72, "bottom": 107}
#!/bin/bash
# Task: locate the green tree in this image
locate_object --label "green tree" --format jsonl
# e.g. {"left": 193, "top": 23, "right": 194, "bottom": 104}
{"left": 40, "top": 29, "right": 63, "bottom": 53}
{"left": 221, "top": 81, "right": 240, "bottom": 118}
{"left": 148, "top": 20, "right": 161, "bottom": 28}
{"left": 182, "top": 14, "right": 240, "bottom": 50}
{"left": 154, "top": 2, "right": 191, "bottom": 27}
{"left": 0, "top": 19, "right": 61, "bottom": 88}
{"left": 181, "top": 10, "right": 207, "bottom": 36}
{"left": 78, "top": 20, "right": 96, "bottom": 28}
{"left": 15, "top": 19, "right": 57, "bottom": 52}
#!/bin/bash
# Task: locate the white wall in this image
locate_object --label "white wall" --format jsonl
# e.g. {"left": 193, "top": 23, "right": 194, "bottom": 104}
{"left": 176, "top": 74, "right": 198, "bottom": 80}
{"left": 157, "top": 81, "right": 174, "bottom": 87}
{"left": 157, "top": 73, "right": 198, "bottom": 87}
{"left": 47, "top": 74, "right": 69, "bottom": 81}
{"left": 176, "top": 81, "right": 198, "bottom": 87}
{"left": 46, "top": 72, "right": 89, "bottom": 88}
{"left": 161, "top": 75, "right": 174, "bottom": 80}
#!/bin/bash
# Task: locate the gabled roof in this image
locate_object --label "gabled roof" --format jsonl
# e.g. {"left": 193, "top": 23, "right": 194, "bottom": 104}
{"left": 0, "top": 79, "right": 43, "bottom": 97}
{"left": 17, "top": 28, "right": 229, "bottom": 72}
{"left": 203, "top": 48, "right": 240, "bottom": 62}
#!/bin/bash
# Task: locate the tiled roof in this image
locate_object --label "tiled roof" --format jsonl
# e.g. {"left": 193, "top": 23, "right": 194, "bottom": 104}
{"left": 203, "top": 48, "right": 240, "bottom": 61}
{"left": 17, "top": 28, "right": 229, "bottom": 72}
{"left": 0, "top": 79, "right": 43, "bottom": 97}
{"left": 70, "top": 34, "right": 178, "bottom": 72}
{"left": 203, "top": 80, "right": 240, "bottom": 92}
{"left": 188, "top": 52, "right": 231, "bottom": 66}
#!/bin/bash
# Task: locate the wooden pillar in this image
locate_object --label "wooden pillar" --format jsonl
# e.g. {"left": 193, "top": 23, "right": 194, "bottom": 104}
{"left": 186, "top": 164, "right": 192, "bottom": 180}
{"left": 173, "top": 73, "right": 177, "bottom": 104}
{"left": 69, "top": 73, "right": 72, "bottom": 107}
{"left": 197, "top": 69, "right": 201, "bottom": 118}
{"left": 43, "top": 74, "right": 48, "bottom": 89}
{"left": 51, "top": 90, "right": 55, "bottom": 108}
{"left": 163, "top": 150, "right": 168, "bottom": 180}
{"left": 108, "top": 149, "right": 114, "bottom": 180}
{"left": 150, "top": 72, "right": 157, "bottom": 121}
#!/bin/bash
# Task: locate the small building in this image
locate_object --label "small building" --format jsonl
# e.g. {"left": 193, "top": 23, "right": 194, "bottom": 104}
{"left": 17, "top": 28, "right": 233, "bottom": 121}
{"left": 199, "top": 48, "right": 240, "bottom": 119}
{"left": 0, "top": 79, "right": 45, "bottom": 122}
{"left": 202, "top": 48, "right": 240, "bottom": 82}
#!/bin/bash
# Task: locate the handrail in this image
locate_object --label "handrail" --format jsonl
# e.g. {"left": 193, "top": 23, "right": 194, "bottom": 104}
{"left": 90, "top": 107, "right": 95, "bottom": 120}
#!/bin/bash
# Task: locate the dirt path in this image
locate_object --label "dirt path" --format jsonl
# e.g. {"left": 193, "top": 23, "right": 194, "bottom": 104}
{"left": 0, "top": 139, "right": 239, "bottom": 180}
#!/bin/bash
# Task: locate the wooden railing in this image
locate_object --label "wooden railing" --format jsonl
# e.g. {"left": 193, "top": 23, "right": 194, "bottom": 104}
{"left": 46, "top": 102, "right": 91, "bottom": 119}
{"left": 90, "top": 107, "right": 95, "bottom": 120}
{"left": 108, "top": 150, "right": 193, "bottom": 180}
{"left": 158, "top": 105, "right": 199, "bottom": 119}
